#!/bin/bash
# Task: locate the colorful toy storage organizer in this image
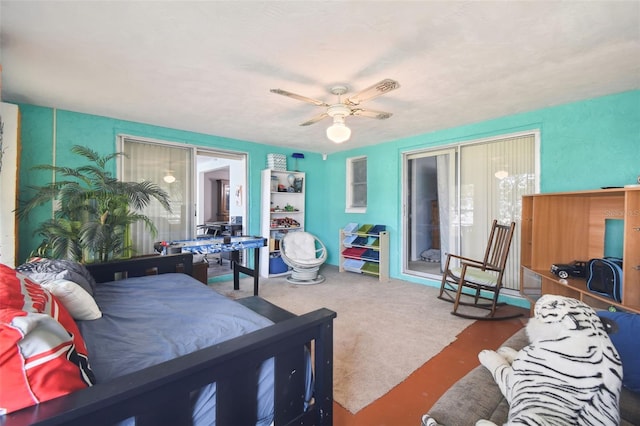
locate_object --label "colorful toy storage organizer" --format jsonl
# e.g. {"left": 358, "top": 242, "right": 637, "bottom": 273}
{"left": 339, "top": 223, "right": 389, "bottom": 281}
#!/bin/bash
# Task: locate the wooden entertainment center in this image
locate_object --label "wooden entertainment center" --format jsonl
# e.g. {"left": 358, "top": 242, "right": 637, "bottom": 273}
{"left": 520, "top": 187, "right": 640, "bottom": 314}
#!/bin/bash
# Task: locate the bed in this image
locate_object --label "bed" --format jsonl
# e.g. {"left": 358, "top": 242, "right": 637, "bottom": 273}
{"left": 2, "top": 253, "right": 336, "bottom": 426}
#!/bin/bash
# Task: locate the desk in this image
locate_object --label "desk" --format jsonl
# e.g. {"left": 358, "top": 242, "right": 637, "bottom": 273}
{"left": 159, "top": 236, "right": 267, "bottom": 296}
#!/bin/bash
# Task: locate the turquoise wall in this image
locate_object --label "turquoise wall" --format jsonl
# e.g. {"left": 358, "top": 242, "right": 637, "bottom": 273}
{"left": 16, "top": 106, "right": 326, "bottom": 262}
{"left": 325, "top": 90, "right": 639, "bottom": 285}
{"left": 16, "top": 91, "right": 640, "bottom": 286}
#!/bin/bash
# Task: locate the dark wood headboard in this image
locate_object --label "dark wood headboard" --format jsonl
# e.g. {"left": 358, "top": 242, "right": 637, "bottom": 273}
{"left": 86, "top": 253, "right": 194, "bottom": 283}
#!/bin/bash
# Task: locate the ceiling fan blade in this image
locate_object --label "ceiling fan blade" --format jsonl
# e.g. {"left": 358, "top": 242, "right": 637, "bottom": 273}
{"left": 346, "top": 79, "right": 400, "bottom": 105}
{"left": 352, "top": 108, "right": 393, "bottom": 120}
{"left": 270, "top": 88, "right": 329, "bottom": 107}
{"left": 300, "top": 112, "right": 329, "bottom": 126}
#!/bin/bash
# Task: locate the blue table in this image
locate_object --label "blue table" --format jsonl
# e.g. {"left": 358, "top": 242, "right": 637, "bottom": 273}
{"left": 158, "top": 236, "right": 267, "bottom": 295}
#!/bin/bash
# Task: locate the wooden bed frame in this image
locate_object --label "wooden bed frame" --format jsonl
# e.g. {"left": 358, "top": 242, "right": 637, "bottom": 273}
{"left": 4, "top": 254, "right": 336, "bottom": 426}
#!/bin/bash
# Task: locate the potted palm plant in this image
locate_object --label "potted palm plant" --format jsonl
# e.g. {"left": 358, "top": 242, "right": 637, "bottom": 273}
{"left": 18, "top": 145, "right": 171, "bottom": 263}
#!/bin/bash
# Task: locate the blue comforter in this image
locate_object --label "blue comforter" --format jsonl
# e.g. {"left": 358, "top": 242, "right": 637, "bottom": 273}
{"left": 78, "top": 273, "right": 276, "bottom": 425}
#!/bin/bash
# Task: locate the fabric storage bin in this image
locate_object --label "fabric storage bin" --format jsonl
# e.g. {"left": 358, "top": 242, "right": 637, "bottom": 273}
{"left": 361, "top": 262, "right": 380, "bottom": 275}
{"left": 343, "top": 258, "right": 365, "bottom": 273}
{"left": 269, "top": 255, "right": 288, "bottom": 274}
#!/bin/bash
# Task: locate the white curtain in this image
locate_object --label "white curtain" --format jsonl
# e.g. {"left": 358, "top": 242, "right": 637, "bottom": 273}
{"left": 436, "top": 153, "right": 455, "bottom": 267}
{"left": 459, "top": 134, "right": 536, "bottom": 290}
{"left": 120, "top": 137, "right": 193, "bottom": 256}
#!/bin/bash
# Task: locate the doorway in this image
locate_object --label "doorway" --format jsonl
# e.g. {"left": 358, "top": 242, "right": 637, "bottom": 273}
{"left": 196, "top": 150, "right": 246, "bottom": 229}
{"left": 200, "top": 167, "right": 230, "bottom": 223}
{"left": 196, "top": 151, "right": 247, "bottom": 277}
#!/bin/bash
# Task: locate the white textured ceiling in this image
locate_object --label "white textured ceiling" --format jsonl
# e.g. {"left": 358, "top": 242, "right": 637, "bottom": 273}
{"left": 1, "top": 1, "right": 639, "bottom": 154}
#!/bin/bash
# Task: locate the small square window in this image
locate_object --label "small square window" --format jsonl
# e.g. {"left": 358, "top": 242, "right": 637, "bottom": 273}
{"left": 346, "top": 156, "right": 367, "bottom": 213}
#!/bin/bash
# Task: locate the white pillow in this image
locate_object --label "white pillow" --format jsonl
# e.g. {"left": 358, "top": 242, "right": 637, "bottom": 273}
{"left": 41, "top": 279, "right": 102, "bottom": 320}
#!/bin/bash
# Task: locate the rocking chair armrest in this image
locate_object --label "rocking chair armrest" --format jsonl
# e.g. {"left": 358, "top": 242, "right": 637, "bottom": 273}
{"left": 447, "top": 253, "right": 482, "bottom": 263}
{"left": 446, "top": 253, "right": 487, "bottom": 267}
{"left": 459, "top": 261, "right": 501, "bottom": 273}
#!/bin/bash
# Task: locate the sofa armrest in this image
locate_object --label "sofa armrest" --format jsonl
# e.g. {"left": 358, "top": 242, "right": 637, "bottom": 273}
{"left": 425, "top": 328, "right": 528, "bottom": 425}
{"left": 621, "top": 388, "right": 640, "bottom": 426}
{"left": 426, "top": 364, "right": 508, "bottom": 425}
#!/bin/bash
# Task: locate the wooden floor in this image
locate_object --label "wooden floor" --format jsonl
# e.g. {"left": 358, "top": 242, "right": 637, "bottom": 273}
{"left": 332, "top": 307, "right": 528, "bottom": 426}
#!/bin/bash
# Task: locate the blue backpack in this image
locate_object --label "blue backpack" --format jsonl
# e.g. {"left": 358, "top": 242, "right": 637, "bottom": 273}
{"left": 587, "top": 257, "right": 623, "bottom": 302}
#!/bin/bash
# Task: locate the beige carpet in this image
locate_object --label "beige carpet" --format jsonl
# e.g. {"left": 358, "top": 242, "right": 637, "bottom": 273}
{"left": 211, "top": 265, "right": 475, "bottom": 414}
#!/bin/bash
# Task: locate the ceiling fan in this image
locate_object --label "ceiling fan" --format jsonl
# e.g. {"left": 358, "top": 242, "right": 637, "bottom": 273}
{"left": 270, "top": 78, "right": 400, "bottom": 143}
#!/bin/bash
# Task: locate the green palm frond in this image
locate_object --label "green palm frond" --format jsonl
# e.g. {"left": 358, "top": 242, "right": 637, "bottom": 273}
{"left": 122, "top": 181, "right": 172, "bottom": 212}
{"left": 34, "top": 218, "right": 84, "bottom": 261}
{"left": 72, "top": 145, "right": 125, "bottom": 170}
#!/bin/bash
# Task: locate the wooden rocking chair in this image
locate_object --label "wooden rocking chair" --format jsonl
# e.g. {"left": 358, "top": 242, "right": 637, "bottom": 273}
{"left": 438, "top": 220, "right": 521, "bottom": 320}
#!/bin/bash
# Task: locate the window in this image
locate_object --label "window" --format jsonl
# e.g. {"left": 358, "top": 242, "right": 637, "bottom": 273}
{"left": 346, "top": 156, "right": 367, "bottom": 213}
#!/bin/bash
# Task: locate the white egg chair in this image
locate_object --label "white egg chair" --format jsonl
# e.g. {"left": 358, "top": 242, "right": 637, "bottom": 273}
{"left": 280, "top": 231, "right": 327, "bottom": 284}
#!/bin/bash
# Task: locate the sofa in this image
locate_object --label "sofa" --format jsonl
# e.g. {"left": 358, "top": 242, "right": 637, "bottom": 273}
{"left": 425, "top": 324, "right": 640, "bottom": 425}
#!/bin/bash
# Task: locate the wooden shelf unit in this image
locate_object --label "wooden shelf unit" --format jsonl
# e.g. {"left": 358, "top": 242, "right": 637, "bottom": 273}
{"left": 520, "top": 187, "right": 640, "bottom": 314}
{"left": 339, "top": 227, "right": 389, "bottom": 282}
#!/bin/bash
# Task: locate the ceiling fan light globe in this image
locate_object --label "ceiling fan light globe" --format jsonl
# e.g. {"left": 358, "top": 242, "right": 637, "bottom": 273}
{"left": 326, "top": 122, "right": 351, "bottom": 143}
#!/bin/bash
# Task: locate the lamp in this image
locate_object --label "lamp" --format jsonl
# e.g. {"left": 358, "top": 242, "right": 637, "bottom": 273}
{"left": 164, "top": 171, "right": 176, "bottom": 183}
{"left": 326, "top": 118, "right": 351, "bottom": 143}
{"left": 494, "top": 170, "right": 508, "bottom": 180}
{"left": 326, "top": 106, "right": 352, "bottom": 144}
{"left": 291, "top": 152, "right": 305, "bottom": 171}
{"left": 325, "top": 102, "right": 352, "bottom": 144}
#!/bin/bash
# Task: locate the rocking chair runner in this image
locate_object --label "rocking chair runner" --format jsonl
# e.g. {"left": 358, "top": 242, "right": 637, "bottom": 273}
{"left": 438, "top": 220, "right": 520, "bottom": 320}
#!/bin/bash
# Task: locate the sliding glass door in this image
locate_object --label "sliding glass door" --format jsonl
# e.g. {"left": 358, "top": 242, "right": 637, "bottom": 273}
{"left": 118, "top": 136, "right": 247, "bottom": 258}
{"left": 403, "top": 132, "right": 537, "bottom": 291}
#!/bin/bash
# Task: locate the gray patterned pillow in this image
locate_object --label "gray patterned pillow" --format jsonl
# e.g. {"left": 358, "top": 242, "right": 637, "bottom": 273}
{"left": 16, "top": 258, "right": 97, "bottom": 296}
